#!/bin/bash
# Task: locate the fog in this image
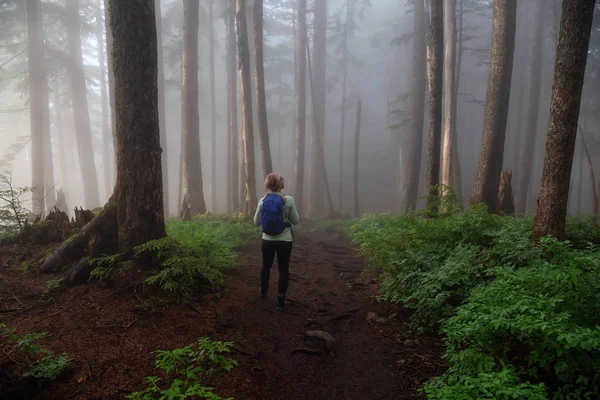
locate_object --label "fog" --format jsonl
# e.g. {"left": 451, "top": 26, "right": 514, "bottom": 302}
{"left": 0, "top": 0, "right": 599, "bottom": 218}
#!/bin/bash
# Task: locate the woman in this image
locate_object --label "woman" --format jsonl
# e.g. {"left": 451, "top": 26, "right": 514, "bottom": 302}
{"left": 254, "top": 172, "right": 299, "bottom": 310}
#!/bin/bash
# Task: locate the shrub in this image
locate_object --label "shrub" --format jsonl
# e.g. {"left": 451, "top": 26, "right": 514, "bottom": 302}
{"left": 351, "top": 207, "right": 600, "bottom": 399}
{"left": 0, "top": 323, "right": 71, "bottom": 384}
{"left": 134, "top": 217, "right": 257, "bottom": 299}
{"left": 127, "top": 337, "right": 237, "bottom": 400}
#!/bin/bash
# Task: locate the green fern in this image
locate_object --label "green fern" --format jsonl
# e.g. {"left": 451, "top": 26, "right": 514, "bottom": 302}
{"left": 127, "top": 337, "right": 236, "bottom": 400}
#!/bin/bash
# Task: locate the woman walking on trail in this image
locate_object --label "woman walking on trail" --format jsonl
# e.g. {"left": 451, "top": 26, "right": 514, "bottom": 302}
{"left": 254, "top": 172, "right": 300, "bottom": 310}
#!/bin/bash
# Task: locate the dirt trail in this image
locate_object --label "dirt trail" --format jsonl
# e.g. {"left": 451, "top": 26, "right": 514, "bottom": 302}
{"left": 0, "top": 229, "right": 445, "bottom": 400}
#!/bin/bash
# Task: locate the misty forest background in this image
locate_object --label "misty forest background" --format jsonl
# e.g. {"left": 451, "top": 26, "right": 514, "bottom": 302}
{"left": 2, "top": 0, "right": 599, "bottom": 221}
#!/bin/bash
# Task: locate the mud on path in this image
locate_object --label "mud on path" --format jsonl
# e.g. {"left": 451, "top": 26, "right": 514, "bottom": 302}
{"left": 0, "top": 228, "right": 446, "bottom": 400}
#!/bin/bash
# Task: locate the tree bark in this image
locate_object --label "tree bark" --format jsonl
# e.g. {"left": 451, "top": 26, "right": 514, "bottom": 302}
{"left": 236, "top": 0, "right": 258, "bottom": 216}
{"left": 353, "top": 99, "right": 361, "bottom": 217}
{"left": 399, "top": 0, "right": 426, "bottom": 213}
{"left": 426, "top": 0, "right": 443, "bottom": 213}
{"left": 65, "top": 0, "right": 100, "bottom": 210}
{"left": 533, "top": 0, "right": 595, "bottom": 241}
{"left": 180, "top": 0, "right": 207, "bottom": 218}
{"left": 97, "top": 0, "right": 111, "bottom": 202}
{"left": 578, "top": 126, "right": 598, "bottom": 215}
{"left": 515, "top": 0, "right": 545, "bottom": 215}
{"left": 41, "top": 0, "right": 166, "bottom": 276}
{"left": 26, "top": 0, "right": 45, "bottom": 216}
{"left": 470, "top": 0, "right": 517, "bottom": 212}
{"left": 209, "top": 0, "right": 217, "bottom": 212}
{"left": 441, "top": 0, "right": 456, "bottom": 204}
{"left": 307, "top": 0, "right": 327, "bottom": 219}
{"left": 226, "top": 0, "right": 239, "bottom": 213}
{"left": 293, "top": 0, "right": 307, "bottom": 217}
{"left": 254, "top": 0, "right": 273, "bottom": 178}
{"left": 155, "top": 0, "right": 169, "bottom": 216}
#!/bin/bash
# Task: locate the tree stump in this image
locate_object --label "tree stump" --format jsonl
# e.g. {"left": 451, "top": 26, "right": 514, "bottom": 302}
{"left": 497, "top": 170, "right": 515, "bottom": 216}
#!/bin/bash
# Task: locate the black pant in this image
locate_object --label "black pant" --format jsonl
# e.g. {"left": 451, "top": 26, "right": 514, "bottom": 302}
{"left": 260, "top": 240, "right": 293, "bottom": 296}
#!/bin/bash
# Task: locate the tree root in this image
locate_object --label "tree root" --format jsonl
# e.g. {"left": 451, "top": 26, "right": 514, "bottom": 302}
{"left": 39, "top": 202, "right": 118, "bottom": 285}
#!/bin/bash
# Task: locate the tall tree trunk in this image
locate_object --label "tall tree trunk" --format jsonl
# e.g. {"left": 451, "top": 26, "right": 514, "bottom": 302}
{"left": 453, "top": 0, "right": 464, "bottom": 207}
{"left": 254, "top": 0, "right": 273, "bottom": 178}
{"left": 42, "top": 78, "right": 56, "bottom": 210}
{"left": 226, "top": 0, "right": 239, "bottom": 213}
{"left": 399, "top": 0, "right": 426, "bottom": 212}
{"left": 441, "top": 0, "right": 456, "bottom": 203}
{"left": 104, "top": 0, "right": 116, "bottom": 186}
{"left": 155, "top": 0, "right": 169, "bottom": 216}
{"left": 293, "top": 0, "right": 307, "bottom": 217}
{"left": 97, "top": 0, "right": 111, "bottom": 201}
{"left": 236, "top": 0, "right": 258, "bottom": 216}
{"left": 470, "top": 0, "right": 517, "bottom": 211}
{"left": 426, "top": 0, "right": 443, "bottom": 213}
{"left": 110, "top": 0, "right": 166, "bottom": 248}
{"left": 53, "top": 81, "right": 70, "bottom": 202}
{"left": 26, "top": 0, "right": 45, "bottom": 215}
{"left": 578, "top": 126, "right": 598, "bottom": 215}
{"left": 307, "top": 0, "right": 327, "bottom": 218}
{"left": 65, "top": 0, "right": 101, "bottom": 209}
{"left": 180, "top": 0, "right": 207, "bottom": 217}
{"left": 515, "top": 0, "right": 544, "bottom": 215}
{"left": 209, "top": 0, "right": 217, "bottom": 212}
{"left": 338, "top": 0, "right": 353, "bottom": 212}
{"left": 533, "top": 0, "right": 595, "bottom": 241}
{"left": 40, "top": 0, "right": 167, "bottom": 279}
{"left": 353, "top": 99, "right": 361, "bottom": 217}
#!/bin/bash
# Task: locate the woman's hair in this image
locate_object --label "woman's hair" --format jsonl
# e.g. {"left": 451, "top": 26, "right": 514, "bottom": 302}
{"left": 265, "top": 172, "right": 285, "bottom": 192}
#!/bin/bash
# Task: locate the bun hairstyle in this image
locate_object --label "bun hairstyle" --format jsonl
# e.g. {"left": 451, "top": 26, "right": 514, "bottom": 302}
{"left": 265, "top": 172, "right": 285, "bottom": 193}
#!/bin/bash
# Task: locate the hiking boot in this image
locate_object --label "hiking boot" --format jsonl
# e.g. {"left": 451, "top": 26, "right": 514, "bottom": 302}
{"left": 276, "top": 295, "right": 287, "bottom": 310}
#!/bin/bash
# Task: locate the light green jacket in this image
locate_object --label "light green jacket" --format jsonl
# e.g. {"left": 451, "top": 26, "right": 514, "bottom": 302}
{"left": 253, "top": 193, "right": 300, "bottom": 242}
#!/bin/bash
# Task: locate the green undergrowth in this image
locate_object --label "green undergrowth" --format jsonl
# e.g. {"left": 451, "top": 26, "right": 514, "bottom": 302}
{"left": 89, "top": 214, "right": 258, "bottom": 299}
{"left": 127, "top": 337, "right": 236, "bottom": 400}
{"left": 350, "top": 206, "right": 600, "bottom": 399}
{"left": 0, "top": 323, "right": 71, "bottom": 385}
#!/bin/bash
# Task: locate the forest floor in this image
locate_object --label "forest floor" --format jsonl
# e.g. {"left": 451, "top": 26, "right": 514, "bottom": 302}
{"left": 0, "top": 226, "right": 446, "bottom": 400}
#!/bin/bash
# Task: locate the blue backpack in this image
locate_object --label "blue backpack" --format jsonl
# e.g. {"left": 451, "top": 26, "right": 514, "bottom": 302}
{"left": 261, "top": 194, "right": 290, "bottom": 235}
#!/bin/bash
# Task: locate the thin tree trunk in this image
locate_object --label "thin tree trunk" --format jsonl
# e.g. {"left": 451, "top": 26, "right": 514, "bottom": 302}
{"left": 426, "top": 0, "right": 443, "bottom": 213}
{"left": 578, "top": 126, "right": 598, "bottom": 215}
{"left": 353, "top": 99, "right": 361, "bottom": 217}
{"left": 306, "top": 31, "right": 336, "bottom": 216}
{"left": 254, "top": 0, "right": 273, "bottom": 178}
{"left": 226, "top": 1, "right": 239, "bottom": 213}
{"left": 65, "top": 0, "right": 101, "bottom": 210}
{"left": 515, "top": 0, "right": 544, "bottom": 215}
{"left": 42, "top": 78, "right": 56, "bottom": 210}
{"left": 293, "top": 0, "right": 307, "bottom": 217}
{"left": 533, "top": 0, "right": 595, "bottom": 240}
{"left": 97, "top": 0, "right": 111, "bottom": 202}
{"left": 338, "top": 0, "right": 353, "bottom": 212}
{"left": 307, "top": 0, "right": 327, "bottom": 218}
{"left": 180, "top": 0, "right": 207, "bottom": 217}
{"left": 441, "top": 0, "right": 456, "bottom": 203}
{"left": 53, "top": 81, "right": 70, "bottom": 201}
{"left": 155, "top": 0, "right": 169, "bottom": 216}
{"left": 452, "top": 0, "right": 463, "bottom": 207}
{"left": 236, "top": 0, "right": 258, "bottom": 216}
{"left": 399, "top": 0, "right": 426, "bottom": 212}
{"left": 470, "top": 0, "right": 517, "bottom": 211}
{"left": 209, "top": 0, "right": 217, "bottom": 212}
{"left": 26, "top": 0, "right": 45, "bottom": 215}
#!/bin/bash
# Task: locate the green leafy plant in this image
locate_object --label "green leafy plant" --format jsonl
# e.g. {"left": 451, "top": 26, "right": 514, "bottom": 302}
{"left": 88, "top": 253, "right": 126, "bottom": 285}
{"left": 0, "top": 171, "right": 34, "bottom": 238}
{"left": 127, "top": 337, "right": 237, "bottom": 400}
{"left": 351, "top": 207, "right": 600, "bottom": 398}
{"left": 134, "top": 218, "right": 257, "bottom": 299}
{"left": 0, "top": 323, "right": 71, "bottom": 384}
